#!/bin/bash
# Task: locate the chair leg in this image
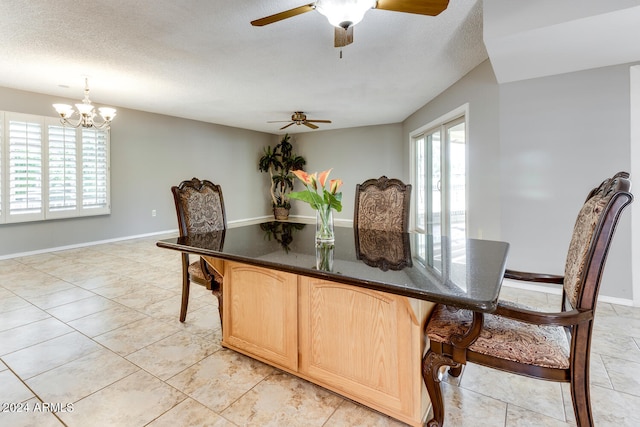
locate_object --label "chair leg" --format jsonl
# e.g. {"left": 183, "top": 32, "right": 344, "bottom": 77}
{"left": 570, "top": 331, "right": 594, "bottom": 426}
{"left": 448, "top": 365, "right": 463, "bottom": 378}
{"left": 422, "top": 350, "right": 461, "bottom": 427}
{"left": 180, "top": 276, "right": 190, "bottom": 323}
{"left": 214, "top": 290, "right": 223, "bottom": 331}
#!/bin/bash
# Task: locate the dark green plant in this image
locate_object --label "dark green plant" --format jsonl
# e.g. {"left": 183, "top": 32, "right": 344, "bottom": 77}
{"left": 258, "top": 134, "right": 306, "bottom": 208}
{"left": 260, "top": 221, "right": 306, "bottom": 252}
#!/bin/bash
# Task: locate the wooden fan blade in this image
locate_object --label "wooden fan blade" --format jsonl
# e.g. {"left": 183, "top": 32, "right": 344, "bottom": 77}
{"left": 334, "top": 26, "right": 353, "bottom": 47}
{"left": 306, "top": 120, "right": 332, "bottom": 123}
{"left": 303, "top": 122, "right": 319, "bottom": 129}
{"left": 280, "top": 122, "right": 295, "bottom": 130}
{"left": 374, "top": 0, "right": 449, "bottom": 16}
{"left": 251, "top": 4, "right": 315, "bottom": 26}
{"left": 267, "top": 120, "right": 293, "bottom": 123}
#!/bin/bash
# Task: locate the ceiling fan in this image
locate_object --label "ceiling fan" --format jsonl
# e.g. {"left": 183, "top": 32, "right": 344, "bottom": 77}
{"left": 268, "top": 112, "right": 332, "bottom": 130}
{"left": 251, "top": 0, "right": 450, "bottom": 47}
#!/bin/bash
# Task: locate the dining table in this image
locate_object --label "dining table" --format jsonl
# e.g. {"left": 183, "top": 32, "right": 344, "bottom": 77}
{"left": 157, "top": 220, "right": 509, "bottom": 426}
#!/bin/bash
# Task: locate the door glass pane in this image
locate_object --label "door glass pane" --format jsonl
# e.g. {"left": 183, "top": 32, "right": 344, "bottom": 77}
{"left": 428, "top": 130, "right": 441, "bottom": 272}
{"left": 447, "top": 121, "right": 466, "bottom": 258}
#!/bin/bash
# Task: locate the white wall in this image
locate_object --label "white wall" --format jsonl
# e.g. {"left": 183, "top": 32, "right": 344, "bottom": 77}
{"left": 291, "top": 124, "right": 404, "bottom": 222}
{"left": 0, "top": 86, "right": 274, "bottom": 256}
{"left": 499, "top": 63, "right": 634, "bottom": 300}
{"left": 403, "top": 60, "right": 502, "bottom": 241}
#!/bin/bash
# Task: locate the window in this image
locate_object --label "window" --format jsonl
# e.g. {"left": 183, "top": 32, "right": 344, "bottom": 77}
{"left": 0, "top": 111, "right": 110, "bottom": 224}
{"left": 411, "top": 107, "right": 467, "bottom": 269}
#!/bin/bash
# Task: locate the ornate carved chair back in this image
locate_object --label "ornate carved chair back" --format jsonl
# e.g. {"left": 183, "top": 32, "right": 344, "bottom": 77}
{"left": 354, "top": 176, "right": 411, "bottom": 232}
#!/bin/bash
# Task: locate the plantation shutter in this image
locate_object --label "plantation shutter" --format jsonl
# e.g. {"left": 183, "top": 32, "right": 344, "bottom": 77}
{"left": 82, "top": 128, "right": 109, "bottom": 211}
{"left": 48, "top": 124, "right": 77, "bottom": 213}
{"left": 8, "top": 115, "right": 43, "bottom": 221}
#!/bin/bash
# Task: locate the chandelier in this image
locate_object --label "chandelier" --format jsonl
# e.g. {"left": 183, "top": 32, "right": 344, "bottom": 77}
{"left": 53, "top": 78, "right": 116, "bottom": 130}
{"left": 315, "top": 0, "right": 376, "bottom": 29}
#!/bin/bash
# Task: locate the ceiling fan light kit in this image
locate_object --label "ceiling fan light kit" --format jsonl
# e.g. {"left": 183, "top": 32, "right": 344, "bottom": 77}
{"left": 268, "top": 112, "right": 332, "bottom": 130}
{"left": 315, "top": 0, "right": 376, "bottom": 29}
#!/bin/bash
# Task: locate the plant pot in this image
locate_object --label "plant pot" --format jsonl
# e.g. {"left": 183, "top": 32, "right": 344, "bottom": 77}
{"left": 273, "top": 206, "right": 290, "bottom": 220}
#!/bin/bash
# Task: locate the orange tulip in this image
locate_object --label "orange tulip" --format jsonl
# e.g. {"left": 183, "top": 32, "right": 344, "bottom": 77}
{"left": 318, "top": 169, "right": 332, "bottom": 188}
{"left": 292, "top": 169, "right": 311, "bottom": 185}
{"left": 329, "top": 179, "right": 343, "bottom": 194}
{"left": 309, "top": 172, "right": 318, "bottom": 190}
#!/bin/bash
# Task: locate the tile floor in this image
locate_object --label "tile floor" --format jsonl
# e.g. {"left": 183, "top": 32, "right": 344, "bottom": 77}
{"left": 1, "top": 235, "right": 639, "bottom": 427}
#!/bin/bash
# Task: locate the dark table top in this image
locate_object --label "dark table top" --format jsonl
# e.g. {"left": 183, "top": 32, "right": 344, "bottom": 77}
{"left": 157, "top": 221, "right": 510, "bottom": 312}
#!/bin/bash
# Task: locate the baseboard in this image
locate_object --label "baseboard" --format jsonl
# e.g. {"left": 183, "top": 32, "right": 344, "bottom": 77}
{"left": 503, "top": 279, "right": 635, "bottom": 307}
{"left": 0, "top": 229, "right": 180, "bottom": 260}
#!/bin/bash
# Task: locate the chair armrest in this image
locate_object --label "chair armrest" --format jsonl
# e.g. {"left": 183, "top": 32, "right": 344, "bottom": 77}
{"left": 493, "top": 302, "right": 593, "bottom": 327}
{"left": 504, "top": 269, "right": 564, "bottom": 284}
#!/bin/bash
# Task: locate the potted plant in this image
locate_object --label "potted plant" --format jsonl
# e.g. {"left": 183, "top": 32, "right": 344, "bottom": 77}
{"left": 258, "top": 134, "right": 306, "bottom": 219}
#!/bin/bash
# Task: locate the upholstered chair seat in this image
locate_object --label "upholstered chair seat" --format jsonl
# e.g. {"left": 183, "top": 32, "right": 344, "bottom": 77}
{"left": 427, "top": 304, "right": 570, "bottom": 369}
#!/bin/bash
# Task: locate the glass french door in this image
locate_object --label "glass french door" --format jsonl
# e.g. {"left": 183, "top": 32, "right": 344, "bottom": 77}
{"left": 413, "top": 116, "right": 466, "bottom": 269}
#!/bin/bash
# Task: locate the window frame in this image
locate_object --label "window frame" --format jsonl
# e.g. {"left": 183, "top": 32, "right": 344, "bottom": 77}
{"left": 409, "top": 104, "right": 468, "bottom": 266}
{"left": 0, "top": 110, "right": 111, "bottom": 224}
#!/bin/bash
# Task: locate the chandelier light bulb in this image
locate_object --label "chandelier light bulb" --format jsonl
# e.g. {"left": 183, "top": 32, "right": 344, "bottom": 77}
{"left": 315, "top": 0, "right": 376, "bottom": 28}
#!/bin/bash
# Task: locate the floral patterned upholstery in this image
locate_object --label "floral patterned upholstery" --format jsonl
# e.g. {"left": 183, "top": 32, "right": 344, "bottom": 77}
{"left": 355, "top": 228, "right": 412, "bottom": 271}
{"left": 177, "top": 186, "right": 225, "bottom": 234}
{"left": 563, "top": 181, "right": 617, "bottom": 308}
{"left": 355, "top": 176, "right": 411, "bottom": 232}
{"left": 427, "top": 304, "right": 570, "bottom": 369}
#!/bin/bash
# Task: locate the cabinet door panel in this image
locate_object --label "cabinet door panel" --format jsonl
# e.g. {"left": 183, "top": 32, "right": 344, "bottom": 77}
{"left": 223, "top": 262, "right": 298, "bottom": 371}
{"left": 298, "top": 277, "right": 423, "bottom": 420}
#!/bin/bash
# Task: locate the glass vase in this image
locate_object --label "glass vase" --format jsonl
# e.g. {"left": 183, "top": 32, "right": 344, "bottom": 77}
{"left": 315, "top": 242, "right": 334, "bottom": 272}
{"left": 315, "top": 205, "right": 335, "bottom": 243}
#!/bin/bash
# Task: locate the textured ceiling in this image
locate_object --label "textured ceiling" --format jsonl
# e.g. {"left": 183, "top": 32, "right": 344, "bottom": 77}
{"left": 0, "top": 0, "right": 487, "bottom": 134}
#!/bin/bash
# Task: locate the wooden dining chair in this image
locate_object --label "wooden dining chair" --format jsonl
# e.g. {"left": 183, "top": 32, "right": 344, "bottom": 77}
{"left": 422, "top": 172, "right": 633, "bottom": 427}
{"left": 354, "top": 176, "right": 411, "bottom": 231}
{"left": 172, "top": 177, "right": 226, "bottom": 324}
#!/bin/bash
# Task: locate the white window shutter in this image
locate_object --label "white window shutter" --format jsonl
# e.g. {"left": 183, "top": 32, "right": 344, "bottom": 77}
{"left": 7, "top": 114, "right": 43, "bottom": 222}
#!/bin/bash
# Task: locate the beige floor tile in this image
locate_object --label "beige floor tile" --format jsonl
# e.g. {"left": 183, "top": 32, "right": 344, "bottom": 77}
{"left": 601, "top": 354, "right": 640, "bottom": 397}
{"left": 459, "top": 363, "right": 566, "bottom": 422}
{"left": 174, "top": 304, "right": 222, "bottom": 336}
{"left": 506, "top": 404, "right": 575, "bottom": 427}
{"left": 0, "top": 305, "right": 50, "bottom": 332}
{"left": 612, "top": 304, "right": 640, "bottom": 320}
{"left": 167, "top": 349, "right": 274, "bottom": 412}
{"left": 58, "top": 370, "right": 186, "bottom": 427}
{"left": 0, "top": 295, "right": 31, "bottom": 313}
{"left": 591, "top": 384, "right": 640, "bottom": 426}
{"left": 591, "top": 331, "right": 640, "bottom": 364}
{"left": 26, "top": 348, "right": 140, "bottom": 403}
{"left": 0, "top": 397, "right": 66, "bottom": 427}
{"left": 112, "top": 287, "right": 178, "bottom": 310}
{"left": 126, "top": 331, "right": 221, "bottom": 380}
{"left": 147, "top": 398, "right": 235, "bottom": 427}
{"left": 0, "top": 369, "right": 35, "bottom": 403}
{"left": 73, "top": 273, "right": 134, "bottom": 291}
{"left": 0, "top": 317, "right": 73, "bottom": 356}
{"left": 24, "top": 286, "right": 96, "bottom": 310}
{"left": 7, "top": 278, "right": 75, "bottom": 299}
{"left": 2, "top": 331, "right": 102, "bottom": 379}
{"left": 46, "top": 294, "right": 121, "bottom": 322}
{"left": 438, "top": 381, "right": 508, "bottom": 427}
{"left": 325, "top": 400, "right": 408, "bottom": 427}
{"left": 67, "top": 304, "right": 148, "bottom": 337}
{"left": 221, "top": 370, "right": 343, "bottom": 426}
{"left": 93, "top": 316, "right": 181, "bottom": 356}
